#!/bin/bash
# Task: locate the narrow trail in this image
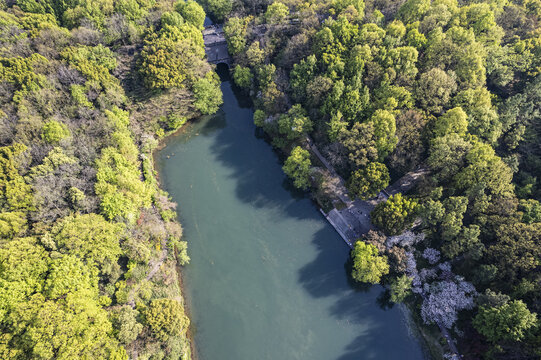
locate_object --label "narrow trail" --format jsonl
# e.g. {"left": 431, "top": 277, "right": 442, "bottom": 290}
{"left": 146, "top": 247, "right": 168, "bottom": 281}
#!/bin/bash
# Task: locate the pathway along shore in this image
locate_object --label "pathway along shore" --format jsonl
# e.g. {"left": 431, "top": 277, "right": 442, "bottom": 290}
{"left": 306, "top": 137, "right": 461, "bottom": 359}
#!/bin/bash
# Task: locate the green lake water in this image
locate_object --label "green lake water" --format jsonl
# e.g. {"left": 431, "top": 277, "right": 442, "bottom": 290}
{"left": 155, "top": 70, "right": 425, "bottom": 360}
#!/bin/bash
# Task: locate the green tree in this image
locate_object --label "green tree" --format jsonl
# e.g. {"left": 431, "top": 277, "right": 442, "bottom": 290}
{"left": 233, "top": 65, "right": 253, "bottom": 88}
{"left": 41, "top": 120, "right": 70, "bottom": 143}
{"left": 389, "top": 275, "right": 412, "bottom": 303}
{"left": 389, "top": 109, "right": 428, "bottom": 173}
{"left": 427, "top": 133, "right": 472, "bottom": 183}
{"left": 454, "top": 140, "right": 514, "bottom": 197}
{"left": 369, "top": 109, "right": 397, "bottom": 160}
{"left": 415, "top": 68, "right": 457, "bottom": 114}
{"left": 332, "top": 0, "right": 365, "bottom": 16}
{"left": 442, "top": 224, "right": 483, "bottom": 260}
{"left": 283, "top": 146, "right": 311, "bottom": 190}
{"left": 145, "top": 299, "right": 189, "bottom": 341}
{"left": 347, "top": 162, "right": 390, "bottom": 199}
{"left": 487, "top": 223, "right": 541, "bottom": 283}
{"left": 245, "top": 41, "right": 265, "bottom": 66}
{"left": 339, "top": 121, "right": 379, "bottom": 168}
{"left": 224, "top": 17, "right": 249, "bottom": 55}
{"left": 424, "top": 26, "right": 486, "bottom": 89}
{"left": 519, "top": 199, "right": 541, "bottom": 224}
{"left": 327, "top": 111, "right": 348, "bottom": 142}
{"left": 432, "top": 107, "right": 468, "bottom": 138}
{"left": 277, "top": 104, "right": 313, "bottom": 141}
{"left": 161, "top": 11, "right": 184, "bottom": 29}
{"left": 371, "top": 193, "right": 418, "bottom": 235}
{"left": 351, "top": 241, "right": 389, "bottom": 284}
{"left": 203, "top": 0, "right": 232, "bottom": 21}
{"left": 192, "top": 72, "right": 223, "bottom": 115}
{"left": 290, "top": 55, "right": 317, "bottom": 102}
{"left": 253, "top": 109, "right": 266, "bottom": 127}
{"left": 113, "top": 306, "right": 143, "bottom": 345}
{"left": 256, "top": 63, "right": 276, "bottom": 88}
{"left": 386, "top": 46, "right": 419, "bottom": 83}
{"left": 458, "top": 3, "right": 503, "bottom": 45}
{"left": 265, "top": 2, "right": 289, "bottom": 24}
{"left": 453, "top": 88, "right": 501, "bottom": 144}
{"left": 473, "top": 300, "right": 537, "bottom": 343}
{"left": 175, "top": 0, "right": 205, "bottom": 29}
{"left": 398, "top": 0, "right": 430, "bottom": 24}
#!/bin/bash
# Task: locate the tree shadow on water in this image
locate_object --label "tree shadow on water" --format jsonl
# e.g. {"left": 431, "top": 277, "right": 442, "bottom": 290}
{"left": 197, "top": 110, "right": 227, "bottom": 136}
{"left": 205, "top": 81, "right": 314, "bottom": 219}
{"left": 297, "top": 227, "right": 413, "bottom": 359}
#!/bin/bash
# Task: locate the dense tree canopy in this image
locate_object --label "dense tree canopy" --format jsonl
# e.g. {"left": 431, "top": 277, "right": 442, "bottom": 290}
{"left": 0, "top": 0, "right": 214, "bottom": 358}
{"left": 223, "top": 0, "right": 541, "bottom": 355}
{"left": 474, "top": 300, "right": 537, "bottom": 343}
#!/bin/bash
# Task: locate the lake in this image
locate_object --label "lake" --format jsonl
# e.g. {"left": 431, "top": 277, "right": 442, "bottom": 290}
{"left": 155, "top": 68, "right": 425, "bottom": 360}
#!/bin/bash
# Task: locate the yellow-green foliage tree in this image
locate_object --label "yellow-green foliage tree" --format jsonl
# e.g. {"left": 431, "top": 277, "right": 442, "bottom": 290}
{"left": 61, "top": 45, "right": 117, "bottom": 85}
{"left": 283, "top": 146, "right": 312, "bottom": 190}
{"left": 0, "top": 239, "right": 127, "bottom": 359}
{"left": 51, "top": 213, "right": 124, "bottom": 269}
{"left": 351, "top": 241, "right": 389, "bottom": 284}
{"left": 139, "top": 23, "right": 205, "bottom": 90}
{"left": 175, "top": 0, "right": 205, "bottom": 29}
{"left": 144, "top": 298, "right": 190, "bottom": 341}
{"left": 0, "top": 2, "right": 213, "bottom": 359}
{"left": 95, "top": 108, "right": 153, "bottom": 222}
{"left": 0, "top": 54, "right": 47, "bottom": 102}
{"left": 41, "top": 121, "right": 70, "bottom": 143}
{"left": 0, "top": 144, "right": 33, "bottom": 212}
{"left": 193, "top": 71, "right": 223, "bottom": 114}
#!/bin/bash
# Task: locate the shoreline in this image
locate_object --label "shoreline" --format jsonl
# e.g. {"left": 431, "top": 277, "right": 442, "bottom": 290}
{"left": 151, "top": 119, "right": 200, "bottom": 360}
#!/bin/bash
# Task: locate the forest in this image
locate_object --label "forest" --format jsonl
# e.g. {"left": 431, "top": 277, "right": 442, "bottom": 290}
{"left": 0, "top": 0, "right": 222, "bottom": 359}
{"left": 2, "top": 0, "right": 541, "bottom": 357}
{"left": 217, "top": 0, "right": 541, "bottom": 358}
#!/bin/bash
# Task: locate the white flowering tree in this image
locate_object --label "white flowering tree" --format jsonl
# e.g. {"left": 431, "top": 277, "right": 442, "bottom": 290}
{"left": 421, "top": 277, "right": 477, "bottom": 328}
{"left": 387, "top": 230, "right": 425, "bottom": 248}
{"left": 423, "top": 248, "right": 441, "bottom": 264}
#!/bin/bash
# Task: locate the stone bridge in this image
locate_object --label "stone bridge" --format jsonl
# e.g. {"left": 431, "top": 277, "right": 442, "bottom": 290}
{"left": 203, "top": 25, "right": 230, "bottom": 65}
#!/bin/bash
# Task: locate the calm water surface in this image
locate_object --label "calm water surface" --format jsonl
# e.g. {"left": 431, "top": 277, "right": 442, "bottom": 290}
{"left": 156, "top": 71, "right": 425, "bottom": 360}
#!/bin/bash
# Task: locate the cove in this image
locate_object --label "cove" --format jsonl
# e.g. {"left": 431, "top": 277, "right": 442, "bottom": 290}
{"left": 155, "top": 69, "right": 425, "bottom": 360}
